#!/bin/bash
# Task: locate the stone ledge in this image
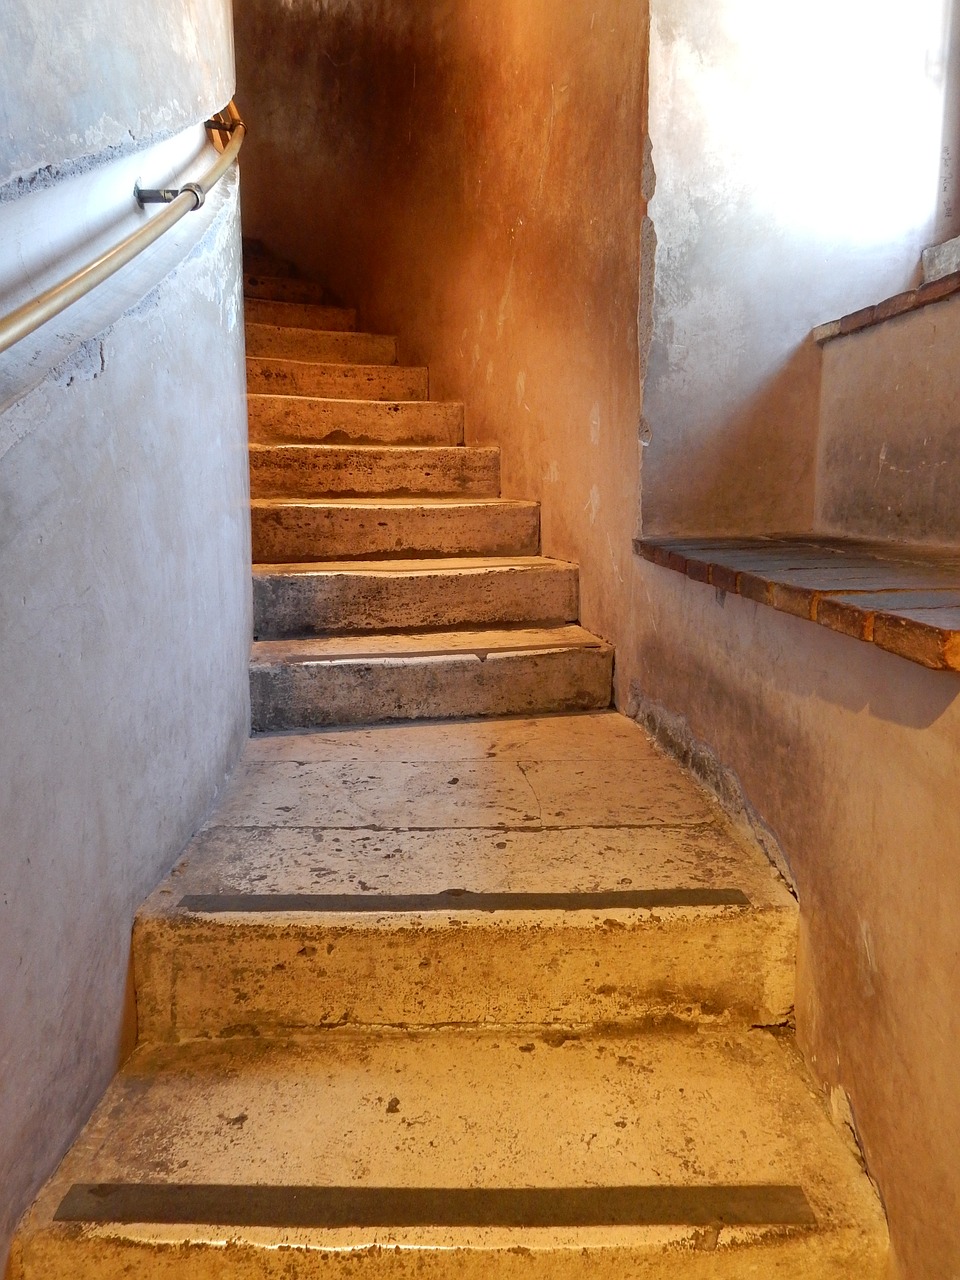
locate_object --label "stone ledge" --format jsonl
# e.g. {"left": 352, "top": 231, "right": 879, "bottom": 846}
{"left": 812, "top": 271, "right": 960, "bottom": 344}
{"left": 635, "top": 536, "right": 960, "bottom": 671}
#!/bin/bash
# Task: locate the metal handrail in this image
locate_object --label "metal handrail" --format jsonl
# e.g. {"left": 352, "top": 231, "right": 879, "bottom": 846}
{"left": 0, "top": 101, "right": 245, "bottom": 357}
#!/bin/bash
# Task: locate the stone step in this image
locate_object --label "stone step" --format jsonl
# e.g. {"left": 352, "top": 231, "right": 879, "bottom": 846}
{"left": 244, "top": 273, "right": 346, "bottom": 309}
{"left": 252, "top": 556, "right": 579, "bottom": 637}
{"left": 247, "top": 332, "right": 400, "bottom": 373}
{"left": 251, "top": 497, "right": 540, "bottom": 562}
{"left": 248, "top": 395, "right": 463, "bottom": 445}
{"left": 245, "top": 297, "right": 359, "bottom": 331}
{"left": 14, "top": 1028, "right": 887, "bottom": 1278}
{"left": 247, "top": 359, "right": 423, "bottom": 401}
{"left": 248, "top": 626, "right": 613, "bottom": 729}
{"left": 249, "top": 444, "right": 500, "bottom": 499}
{"left": 135, "top": 712, "right": 795, "bottom": 1035}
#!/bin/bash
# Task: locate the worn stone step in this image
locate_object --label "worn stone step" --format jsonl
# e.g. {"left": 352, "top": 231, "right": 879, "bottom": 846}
{"left": 242, "top": 241, "right": 298, "bottom": 278}
{"left": 251, "top": 497, "right": 540, "bottom": 562}
{"left": 14, "top": 1027, "right": 887, "bottom": 1278}
{"left": 135, "top": 711, "right": 795, "bottom": 1035}
{"left": 244, "top": 273, "right": 346, "bottom": 310}
{"left": 244, "top": 297, "right": 360, "bottom": 331}
{"left": 248, "top": 395, "right": 462, "bottom": 445}
{"left": 249, "top": 444, "right": 500, "bottom": 499}
{"left": 248, "top": 626, "right": 612, "bottom": 729}
{"left": 252, "top": 556, "right": 579, "bottom": 636}
{"left": 245, "top": 323, "right": 402, "bottom": 366}
{"left": 247, "top": 359, "right": 422, "bottom": 400}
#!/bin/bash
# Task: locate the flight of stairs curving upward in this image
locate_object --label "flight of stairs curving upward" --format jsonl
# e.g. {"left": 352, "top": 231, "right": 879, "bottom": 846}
{"left": 242, "top": 256, "right": 613, "bottom": 731}
{"left": 9, "top": 252, "right": 890, "bottom": 1279}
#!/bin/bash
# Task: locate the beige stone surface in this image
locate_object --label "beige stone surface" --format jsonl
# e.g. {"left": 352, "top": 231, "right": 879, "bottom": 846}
{"left": 247, "top": 359, "right": 424, "bottom": 401}
{"left": 135, "top": 712, "right": 794, "bottom": 1036}
{"left": 244, "top": 298, "right": 362, "bottom": 331}
{"left": 248, "top": 325, "right": 401, "bottom": 366}
{"left": 251, "top": 496, "right": 540, "bottom": 561}
{"left": 243, "top": 275, "right": 350, "bottom": 310}
{"left": 13, "top": 1029, "right": 887, "bottom": 1278}
{"left": 249, "top": 626, "right": 613, "bottom": 729}
{"left": 248, "top": 443, "right": 500, "bottom": 498}
{"left": 248, "top": 395, "right": 461, "bottom": 444}
{"left": 252, "top": 556, "right": 579, "bottom": 635}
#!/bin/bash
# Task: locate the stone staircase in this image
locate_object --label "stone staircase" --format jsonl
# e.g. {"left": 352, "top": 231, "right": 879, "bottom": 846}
{"left": 9, "top": 260, "right": 890, "bottom": 1278}
{"left": 241, "top": 260, "right": 613, "bottom": 731}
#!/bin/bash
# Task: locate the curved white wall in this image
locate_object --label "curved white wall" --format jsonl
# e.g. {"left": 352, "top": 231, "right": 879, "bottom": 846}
{"left": 0, "top": 0, "right": 248, "bottom": 1267}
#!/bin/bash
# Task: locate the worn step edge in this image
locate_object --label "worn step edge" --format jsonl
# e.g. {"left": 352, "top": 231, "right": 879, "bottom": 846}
{"left": 250, "top": 498, "right": 541, "bottom": 562}
{"left": 245, "top": 298, "right": 364, "bottom": 332}
{"left": 251, "top": 556, "right": 579, "bottom": 636}
{"left": 245, "top": 355, "right": 430, "bottom": 399}
{"left": 248, "top": 443, "right": 500, "bottom": 500}
{"left": 249, "top": 632, "right": 613, "bottom": 729}
{"left": 245, "top": 325, "right": 399, "bottom": 366}
{"left": 12, "top": 1029, "right": 889, "bottom": 1280}
{"left": 247, "top": 396, "right": 460, "bottom": 444}
{"left": 244, "top": 275, "right": 348, "bottom": 311}
{"left": 134, "top": 900, "right": 796, "bottom": 1041}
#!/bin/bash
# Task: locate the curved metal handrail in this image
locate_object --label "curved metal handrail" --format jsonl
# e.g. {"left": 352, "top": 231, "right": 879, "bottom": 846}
{"left": 0, "top": 101, "right": 245, "bottom": 357}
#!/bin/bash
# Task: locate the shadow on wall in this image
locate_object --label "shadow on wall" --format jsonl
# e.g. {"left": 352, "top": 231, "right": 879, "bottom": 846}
{"left": 642, "top": 338, "right": 823, "bottom": 537}
{"left": 237, "top": 4, "right": 483, "bottom": 338}
{"left": 638, "top": 574, "right": 960, "bottom": 734}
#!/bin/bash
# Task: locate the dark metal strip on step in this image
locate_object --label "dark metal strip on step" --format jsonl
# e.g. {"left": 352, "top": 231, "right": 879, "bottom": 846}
{"left": 55, "top": 1182, "right": 816, "bottom": 1228}
{"left": 177, "top": 888, "right": 751, "bottom": 914}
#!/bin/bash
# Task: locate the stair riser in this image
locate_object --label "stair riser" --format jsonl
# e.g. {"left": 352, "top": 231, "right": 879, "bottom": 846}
{"left": 135, "top": 910, "right": 795, "bottom": 1042}
{"left": 244, "top": 275, "right": 347, "bottom": 309}
{"left": 12, "top": 1229, "right": 889, "bottom": 1280}
{"left": 248, "top": 397, "right": 462, "bottom": 445}
{"left": 248, "top": 363, "right": 424, "bottom": 401}
{"left": 249, "top": 646, "right": 613, "bottom": 729}
{"left": 252, "top": 566, "right": 579, "bottom": 636}
{"left": 245, "top": 299, "right": 359, "bottom": 331}
{"left": 249, "top": 447, "right": 500, "bottom": 499}
{"left": 251, "top": 504, "right": 540, "bottom": 561}
{"left": 247, "top": 333, "right": 399, "bottom": 372}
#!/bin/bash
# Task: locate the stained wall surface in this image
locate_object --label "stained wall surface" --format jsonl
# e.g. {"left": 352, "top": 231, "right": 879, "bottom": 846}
{"left": 235, "top": 0, "right": 647, "bottom": 654}
{"left": 642, "top": 0, "right": 958, "bottom": 535}
{"left": 0, "top": 0, "right": 248, "bottom": 1267}
{"left": 0, "top": 0, "right": 234, "bottom": 187}
{"left": 618, "top": 574, "right": 960, "bottom": 1280}
{"left": 816, "top": 292, "right": 960, "bottom": 545}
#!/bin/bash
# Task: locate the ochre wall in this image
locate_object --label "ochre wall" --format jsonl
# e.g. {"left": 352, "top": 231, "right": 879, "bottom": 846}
{"left": 236, "top": 0, "right": 648, "bottom": 654}
{"left": 0, "top": 0, "right": 249, "bottom": 1266}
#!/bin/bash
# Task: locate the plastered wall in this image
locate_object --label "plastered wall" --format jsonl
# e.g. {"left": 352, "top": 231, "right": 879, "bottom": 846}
{"left": 816, "top": 293, "right": 960, "bottom": 546}
{"left": 617, "top": 574, "right": 960, "bottom": 1279}
{"left": 0, "top": 0, "right": 248, "bottom": 1266}
{"left": 642, "top": 0, "right": 959, "bottom": 536}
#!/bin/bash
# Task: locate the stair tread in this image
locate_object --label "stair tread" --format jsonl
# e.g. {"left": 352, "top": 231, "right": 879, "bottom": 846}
{"left": 248, "top": 442, "right": 485, "bottom": 455}
{"left": 251, "top": 624, "right": 611, "bottom": 662}
{"left": 245, "top": 299, "right": 360, "bottom": 331}
{"left": 248, "top": 320, "right": 399, "bottom": 340}
{"left": 252, "top": 496, "right": 537, "bottom": 509}
{"left": 19, "top": 1028, "right": 885, "bottom": 1265}
{"left": 253, "top": 555, "right": 575, "bottom": 575}
{"left": 145, "top": 711, "right": 791, "bottom": 910}
{"left": 248, "top": 392, "right": 438, "bottom": 405}
{"left": 136, "top": 711, "right": 791, "bottom": 1038}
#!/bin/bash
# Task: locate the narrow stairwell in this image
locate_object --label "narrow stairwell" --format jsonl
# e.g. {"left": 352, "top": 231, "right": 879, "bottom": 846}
{"left": 10, "top": 258, "right": 890, "bottom": 1277}
{"left": 242, "top": 259, "right": 613, "bottom": 731}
